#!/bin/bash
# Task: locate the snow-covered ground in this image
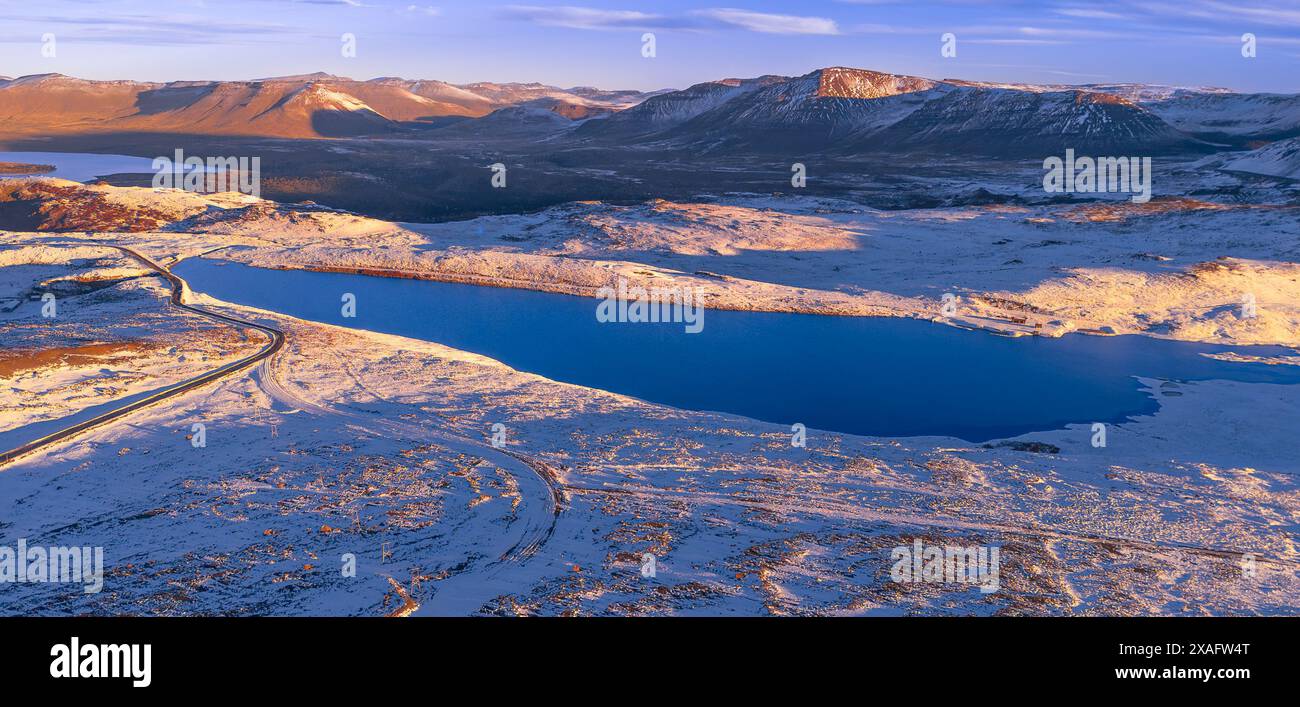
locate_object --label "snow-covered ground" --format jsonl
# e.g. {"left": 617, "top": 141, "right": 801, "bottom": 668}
{"left": 11, "top": 178, "right": 1292, "bottom": 346}
{"left": 6, "top": 177, "right": 1299, "bottom": 343}
{"left": 0, "top": 244, "right": 260, "bottom": 436}
{"left": 1, "top": 272, "right": 1295, "bottom": 615}
{"left": 1, "top": 179, "right": 1297, "bottom": 615}
{"left": 1223, "top": 137, "right": 1300, "bottom": 180}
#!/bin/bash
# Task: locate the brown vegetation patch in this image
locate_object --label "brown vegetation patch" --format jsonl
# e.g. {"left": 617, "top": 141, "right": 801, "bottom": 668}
{"left": 0, "top": 181, "right": 175, "bottom": 231}
{"left": 0, "top": 341, "right": 154, "bottom": 377}
{"left": 1059, "top": 197, "right": 1235, "bottom": 223}
{"left": 0, "top": 162, "right": 55, "bottom": 175}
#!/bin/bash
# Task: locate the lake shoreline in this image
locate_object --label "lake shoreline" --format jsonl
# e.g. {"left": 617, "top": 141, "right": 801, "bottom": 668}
{"left": 0, "top": 150, "right": 158, "bottom": 183}
{"left": 175, "top": 256, "right": 1300, "bottom": 442}
{"left": 0, "top": 161, "right": 55, "bottom": 176}
{"left": 230, "top": 256, "right": 1300, "bottom": 352}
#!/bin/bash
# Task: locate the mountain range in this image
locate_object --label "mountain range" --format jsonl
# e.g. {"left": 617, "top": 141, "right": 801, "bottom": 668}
{"left": 0, "top": 72, "right": 660, "bottom": 138}
{"left": 578, "top": 67, "right": 1300, "bottom": 156}
{"left": 3, "top": 67, "right": 1300, "bottom": 157}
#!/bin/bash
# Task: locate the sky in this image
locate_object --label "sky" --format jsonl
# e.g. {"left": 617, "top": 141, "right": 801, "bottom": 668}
{"left": 1, "top": 0, "right": 1298, "bottom": 92}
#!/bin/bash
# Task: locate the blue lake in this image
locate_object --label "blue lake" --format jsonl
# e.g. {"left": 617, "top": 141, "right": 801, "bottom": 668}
{"left": 175, "top": 258, "right": 1300, "bottom": 442}
{"left": 0, "top": 151, "right": 159, "bottom": 182}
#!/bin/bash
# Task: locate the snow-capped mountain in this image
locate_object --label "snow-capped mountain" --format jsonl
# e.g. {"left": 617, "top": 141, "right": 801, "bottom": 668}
{"left": 1126, "top": 90, "right": 1300, "bottom": 142}
{"left": 3, "top": 67, "right": 1298, "bottom": 152}
{"left": 1222, "top": 136, "right": 1300, "bottom": 178}
{"left": 579, "top": 75, "right": 786, "bottom": 138}
{"left": 579, "top": 67, "right": 1205, "bottom": 155}
{"left": 654, "top": 68, "right": 947, "bottom": 149}
{"left": 872, "top": 86, "right": 1190, "bottom": 154}
{"left": 0, "top": 73, "right": 657, "bottom": 138}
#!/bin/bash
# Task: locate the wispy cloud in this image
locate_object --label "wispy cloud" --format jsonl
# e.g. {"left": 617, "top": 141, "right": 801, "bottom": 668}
{"left": 1198, "top": 0, "right": 1300, "bottom": 25}
{"left": 965, "top": 38, "right": 1069, "bottom": 46}
{"left": 693, "top": 8, "right": 840, "bottom": 35}
{"left": 502, "top": 5, "right": 683, "bottom": 30}
{"left": 0, "top": 11, "right": 294, "bottom": 45}
{"left": 1053, "top": 8, "right": 1129, "bottom": 21}
{"left": 275, "top": 0, "right": 371, "bottom": 6}
{"left": 288, "top": 0, "right": 370, "bottom": 6}
{"left": 826, "top": 5, "right": 1300, "bottom": 50}
{"left": 503, "top": 5, "right": 839, "bottom": 35}
{"left": 1132, "top": 1, "right": 1300, "bottom": 26}
{"left": 1189, "top": 32, "right": 1300, "bottom": 46}
{"left": 1016, "top": 26, "right": 1142, "bottom": 40}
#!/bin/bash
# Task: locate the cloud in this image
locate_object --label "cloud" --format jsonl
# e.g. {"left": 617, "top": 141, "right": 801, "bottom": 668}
{"left": 1198, "top": 0, "right": 1300, "bottom": 25}
{"left": 0, "top": 12, "right": 292, "bottom": 44}
{"left": 288, "top": 0, "right": 371, "bottom": 6}
{"left": 502, "top": 5, "right": 685, "bottom": 30}
{"left": 405, "top": 4, "right": 439, "bottom": 16}
{"left": 1133, "top": 0, "right": 1300, "bottom": 26}
{"left": 847, "top": 22, "right": 938, "bottom": 35}
{"left": 1016, "top": 26, "right": 1139, "bottom": 39}
{"left": 965, "top": 38, "right": 1069, "bottom": 45}
{"left": 1053, "top": 8, "right": 1129, "bottom": 20}
{"left": 694, "top": 8, "right": 840, "bottom": 35}
{"left": 503, "top": 5, "right": 840, "bottom": 35}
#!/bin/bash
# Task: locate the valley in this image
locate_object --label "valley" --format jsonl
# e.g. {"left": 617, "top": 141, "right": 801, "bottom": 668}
{"left": 1, "top": 62, "right": 1297, "bottom": 617}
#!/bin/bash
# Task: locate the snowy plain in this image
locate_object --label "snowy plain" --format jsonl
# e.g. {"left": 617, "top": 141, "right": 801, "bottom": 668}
{"left": 0, "top": 174, "right": 1296, "bottom": 615}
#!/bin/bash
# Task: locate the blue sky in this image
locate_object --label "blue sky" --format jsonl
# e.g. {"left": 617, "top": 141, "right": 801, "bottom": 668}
{"left": 1, "top": 0, "right": 1298, "bottom": 92}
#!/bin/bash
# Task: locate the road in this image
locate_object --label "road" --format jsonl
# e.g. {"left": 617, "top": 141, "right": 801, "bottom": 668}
{"left": 0, "top": 244, "right": 284, "bottom": 468}
{"left": 1, "top": 243, "right": 565, "bottom": 615}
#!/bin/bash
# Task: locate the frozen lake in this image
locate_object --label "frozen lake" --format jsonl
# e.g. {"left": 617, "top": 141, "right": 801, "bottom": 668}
{"left": 176, "top": 258, "right": 1300, "bottom": 441}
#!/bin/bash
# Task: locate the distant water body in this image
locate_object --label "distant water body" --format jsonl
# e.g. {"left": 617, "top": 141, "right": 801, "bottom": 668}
{"left": 0, "top": 151, "right": 157, "bottom": 182}
{"left": 176, "top": 258, "right": 1300, "bottom": 442}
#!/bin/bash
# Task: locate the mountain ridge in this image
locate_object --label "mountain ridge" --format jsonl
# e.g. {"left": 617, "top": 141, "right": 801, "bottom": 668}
{"left": 2, "top": 67, "right": 1297, "bottom": 150}
{"left": 577, "top": 66, "right": 1296, "bottom": 155}
{"left": 0, "top": 72, "right": 659, "bottom": 138}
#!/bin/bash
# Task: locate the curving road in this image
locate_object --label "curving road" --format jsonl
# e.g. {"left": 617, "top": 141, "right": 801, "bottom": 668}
{"left": 0, "top": 244, "right": 284, "bottom": 468}
{"left": 1, "top": 243, "right": 564, "bottom": 612}
{"left": 2, "top": 243, "right": 567, "bottom": 615}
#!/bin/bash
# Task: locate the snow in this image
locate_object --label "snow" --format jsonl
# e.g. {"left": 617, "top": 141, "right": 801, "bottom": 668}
{"left": 1, "top": 268, "right": 1294, "bottom": 614}
{"left": 1, "top": 178, "right": 1297, "bottom": 615}
{"left": 1139, "top": 91, "right": 1300, "bottom": 137}
{"left": 294, "top": 85, "right": 379, "bottom": 114}
{"left": 7, "top": 179, "right": 1297, "bottom": 348}
{"left": 197, "top": 192, "right": 1300, "bottom": 347}
{"left": 0, "top": 244, "right": 262, "bottom": 436}
{"left": 1223, "top": 137, "right": 1300, "bottom": 179}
